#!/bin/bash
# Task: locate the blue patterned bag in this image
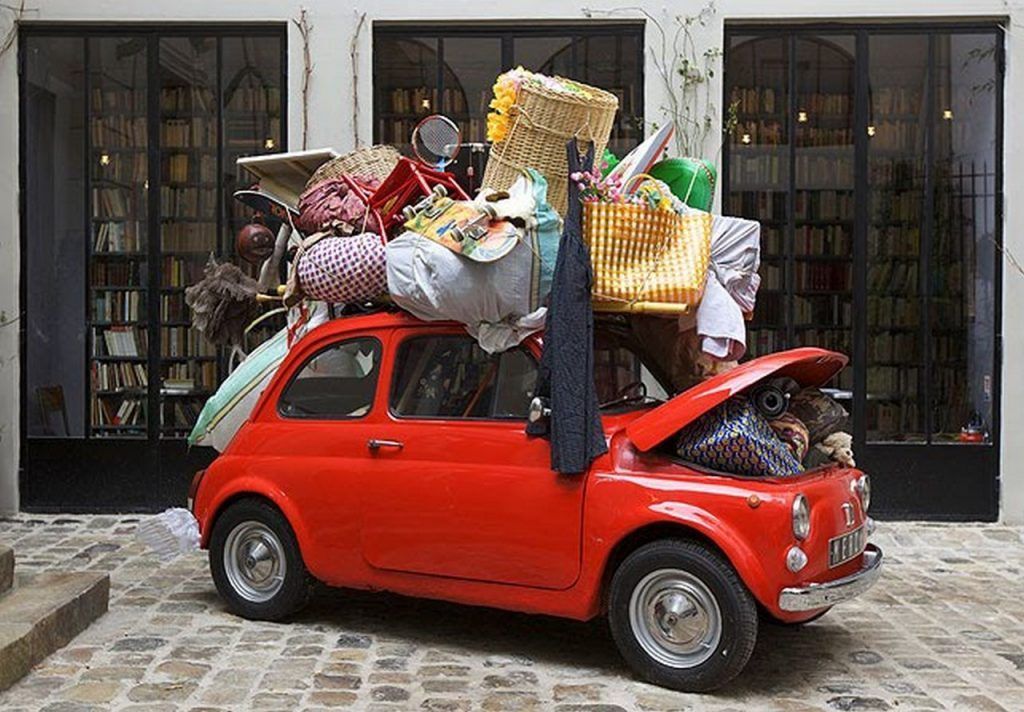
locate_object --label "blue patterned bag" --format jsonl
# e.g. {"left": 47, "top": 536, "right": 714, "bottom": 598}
{"left": 676, "top": 396, "right": 804, "bottom": 477}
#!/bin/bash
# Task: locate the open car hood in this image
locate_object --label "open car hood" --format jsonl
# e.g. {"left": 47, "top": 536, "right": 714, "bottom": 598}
{"left": 625, "top": 347, "right": 848, "bottom": 452}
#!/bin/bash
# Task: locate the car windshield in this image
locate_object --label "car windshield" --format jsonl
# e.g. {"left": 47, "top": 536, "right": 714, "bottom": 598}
{"left": 593, "top": 327, "right": 672, "bottom": 411}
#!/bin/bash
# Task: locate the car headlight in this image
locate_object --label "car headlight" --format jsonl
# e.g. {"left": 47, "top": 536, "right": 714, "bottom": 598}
{"left": 852, "top": 474, "right": 871, "bottom": 513}
{"left": 792, "top": 494, "right": 810, "bottom": 540}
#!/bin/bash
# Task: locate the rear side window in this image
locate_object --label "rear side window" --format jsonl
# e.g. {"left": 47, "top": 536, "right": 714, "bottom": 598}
{"left": 390, "top": 335, "right": 537, "bottom": 419}
{"left": 278, "top": 337, "right": 382, "bottom": 419}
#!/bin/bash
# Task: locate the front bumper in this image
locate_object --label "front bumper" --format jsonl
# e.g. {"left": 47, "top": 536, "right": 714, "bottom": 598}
{"left": 778, "top": 544, "right": 883, "bottom": 612}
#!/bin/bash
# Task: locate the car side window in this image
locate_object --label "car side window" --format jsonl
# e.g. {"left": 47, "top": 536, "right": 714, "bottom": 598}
{"left": 390, "top": 335, "right": 537, "bottom": 419}
{"left": 278, "top": 337, "right": 382, "bottom": 419}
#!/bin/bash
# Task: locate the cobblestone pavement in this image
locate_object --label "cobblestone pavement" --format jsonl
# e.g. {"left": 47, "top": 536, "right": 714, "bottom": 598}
{"left": 0, "top": 517, "right": 1022, "bottom": 712}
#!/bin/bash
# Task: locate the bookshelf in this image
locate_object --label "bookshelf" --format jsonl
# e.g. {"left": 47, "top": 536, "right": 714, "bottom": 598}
{"left": 724, "top": 25, "right": 1001, "bottom": 484}
{"left": 82, "top": 32, "right": 285, "bottom": 441}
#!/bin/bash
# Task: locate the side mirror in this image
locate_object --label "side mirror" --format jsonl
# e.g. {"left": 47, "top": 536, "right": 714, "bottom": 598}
{"left": 528, "top": 396, "right": 551, "bottom": 424}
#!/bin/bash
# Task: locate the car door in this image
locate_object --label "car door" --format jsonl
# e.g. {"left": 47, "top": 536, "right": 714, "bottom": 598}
{"left": 258, "top": 331, "right": 389, "bottom": 581}
{"left": 360, "top": 328, "right": 586, "bottom": 590}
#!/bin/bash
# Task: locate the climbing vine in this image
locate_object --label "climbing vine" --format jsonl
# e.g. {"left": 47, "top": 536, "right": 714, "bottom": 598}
{"left": 582, "top": 1, "right": 731, "bottom": 159}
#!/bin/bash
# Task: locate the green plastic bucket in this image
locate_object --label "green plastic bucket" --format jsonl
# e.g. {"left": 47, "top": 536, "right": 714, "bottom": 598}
{"left": 648, "top": 158, "right": 717, "bottom": 212}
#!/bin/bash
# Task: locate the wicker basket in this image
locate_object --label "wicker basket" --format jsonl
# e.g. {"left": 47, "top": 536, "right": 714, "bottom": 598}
{"left": 306, "top": 145, "right": 400, "bottom": 188}
{"left": 483, "top": 78, "right": 618, "bottom": 216}
{"left": 583, "top": 203, "right": 711, "bottom": 314}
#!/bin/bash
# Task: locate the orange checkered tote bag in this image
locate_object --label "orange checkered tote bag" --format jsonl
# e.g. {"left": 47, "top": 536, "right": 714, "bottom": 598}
{"left": 582, "top": 178, "right": 712, "bottom": 314}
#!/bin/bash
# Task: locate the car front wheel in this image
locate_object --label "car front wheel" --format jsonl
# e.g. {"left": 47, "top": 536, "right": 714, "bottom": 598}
{"left": 608, "top": 539, "right": 758, "bottom": 692}
{"left": 209, "top": 498, "right": 310, "bottom": 621}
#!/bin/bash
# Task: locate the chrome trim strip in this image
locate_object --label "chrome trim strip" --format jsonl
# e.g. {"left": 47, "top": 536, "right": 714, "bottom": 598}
{"left": 778, "top": 545, "right": 883, "bottom": 612}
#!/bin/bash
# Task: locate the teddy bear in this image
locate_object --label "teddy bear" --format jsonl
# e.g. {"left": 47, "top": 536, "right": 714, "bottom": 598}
{"left": 815, "top": 431, "right": 855, "bottom": 468}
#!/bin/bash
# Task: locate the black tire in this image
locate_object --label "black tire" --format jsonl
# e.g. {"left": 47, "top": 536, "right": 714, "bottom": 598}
{"left": 608, "top": 539, "right": 758, "bottom": 692}
{"left": 209, "top": 498, "right": 311, "bottom": 621}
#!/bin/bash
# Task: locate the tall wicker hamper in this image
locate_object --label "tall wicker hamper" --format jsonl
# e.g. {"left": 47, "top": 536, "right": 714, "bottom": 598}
{"left": 482, "top": 79, "right": 618, "bottom": 216}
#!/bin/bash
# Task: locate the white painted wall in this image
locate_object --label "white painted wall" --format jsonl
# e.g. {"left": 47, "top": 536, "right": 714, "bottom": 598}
{"left": 1, "top": 0, "right": 1022, "bottom": 521}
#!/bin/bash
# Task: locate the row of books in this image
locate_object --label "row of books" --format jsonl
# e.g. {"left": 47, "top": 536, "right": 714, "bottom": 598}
{"left": 225, "top": 117, "right": 282, "bottom": 148}
{"left": 162, "top": 256, "right": 206, "bottom": 288}
{"left": 91, "top": 88, "right": 146, "bottom": 114}
{"left": 731, "top": 87, "right": 854, "bottom": 117}
{"left": 868, "top": 227, "right": 921, "bottom": 257}
{"left": 226, "top": 86, "right": 282, "bottom": 114}
{"left": 92, "top": 397, "right": 146, "bottom": 427}
{"left": 161, "top": 118, "right": 217, "bottom": 148}
{"left": 93, "top": 221, "right": 143, "bottom": 253}
{"left": 794, "top": 190, "right": 854, "bottom": 221}
{"left": 91, "top": 116, "right": 147, "bottom": 147}
{"left": 732, "top": 120, "right": 784, "bottom": 147}
{"left": 92, "top": 361, "right": 148, "bottom": 391}
{"left": 94, "top": 326, "right": 147, "bottom": 357}
{"left": 92, "top": 187, "right": 136, "bottom": 219}
{"left": 872, "top": 87, "right": 922, "bottom": 116}
{"left": 868, "top": 121, "right": 923, "bottom": 152}
{"left": 867, "top": 296, "right": 920, "bottom": 328}
{"left": 867, "top": 366, "right": 920, "bottom": 399}
{"left": 162, "top": 86, "right": 214, "bottom": 113}
{"left": 164, "top": 362, "right": 217, "bottom": 390}
{"left": 869, "top": 331, "right": 921, "bottom": 362}
{"left": 160, "top": 326, "right": 216, "bottom": 358}
{"left": 794, "top": 294, "right": 852, "bottom": 325}
{"left": 160, "top": 186, "right": 217, "bottom": 219}
{"left": 730, "top": 86, "right": 781, "bottom": 115}
{"left": 793, "top": 261, "right": 852, "bottom": 292}
{"left": 162, "top": 222, "right": 217, "bottom": 252}
{"left": 93, "top": 291, "right": 143, "bottom": 323}
{"left": 867, "top": 260, "right": 919, "bottom": 294}
{"left": 794, "top": 225, "right": 852, "bottom": 256}
{"left": 165, "top": 153, "right": 217, "bottom": 184}
{"left": 95, "top": 153, "right": 147, "bottom": 184}
{"left": 161, "top": 293, "right": 188, "bottom": 322}
{"left": 91, "top": 261, "right": 142, "bottom": 286}
{"left": 164, "top": 400, "right": 202, "bottom": 428}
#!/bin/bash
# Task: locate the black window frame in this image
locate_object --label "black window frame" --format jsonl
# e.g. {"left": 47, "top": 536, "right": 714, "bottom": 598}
{"left": 387, "top": 334, "right": 539, "bottom": 422}
{"left": 277, "top": 336, "right": 383, "bottom": 421}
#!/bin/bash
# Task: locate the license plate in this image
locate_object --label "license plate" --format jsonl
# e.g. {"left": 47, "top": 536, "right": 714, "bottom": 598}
{"left": 828, "top": 526, "right": 866, "bottom": 568}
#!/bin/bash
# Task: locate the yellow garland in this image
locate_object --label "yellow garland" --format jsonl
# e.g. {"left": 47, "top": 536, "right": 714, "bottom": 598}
{"left": 486, "top": 75, "right": 518, "bottom": 143}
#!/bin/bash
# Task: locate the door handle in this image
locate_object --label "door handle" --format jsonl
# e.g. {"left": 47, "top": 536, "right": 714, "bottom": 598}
{"left": 367, "top": 438, "right": 403, "bottom": 451}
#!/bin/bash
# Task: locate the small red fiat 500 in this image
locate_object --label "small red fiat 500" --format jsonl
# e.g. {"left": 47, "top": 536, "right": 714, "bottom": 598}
{"left": 190, "top": 311, "right": 881, "bottom": 692}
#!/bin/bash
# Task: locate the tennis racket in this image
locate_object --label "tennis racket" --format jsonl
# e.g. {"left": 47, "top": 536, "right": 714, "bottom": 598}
{"left": 412, "top": 114, "right": 462, "bottom": 170}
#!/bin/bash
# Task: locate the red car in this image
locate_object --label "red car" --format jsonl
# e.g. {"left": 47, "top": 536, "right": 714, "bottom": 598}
{"left": 189, "top": 310, "right": 881, "bottom": 692}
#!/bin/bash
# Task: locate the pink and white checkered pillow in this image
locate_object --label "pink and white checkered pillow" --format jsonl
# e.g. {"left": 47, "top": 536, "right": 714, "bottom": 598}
{"left": 296, "top": 233, "right": 387, "bottom": 304}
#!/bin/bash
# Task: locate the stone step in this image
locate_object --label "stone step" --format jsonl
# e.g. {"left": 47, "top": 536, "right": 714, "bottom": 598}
{"left": 0, "top": 545, "right": 12, "bottom": 596}
{"left": 0, "top": 570, "right": 109, "bottom": 691}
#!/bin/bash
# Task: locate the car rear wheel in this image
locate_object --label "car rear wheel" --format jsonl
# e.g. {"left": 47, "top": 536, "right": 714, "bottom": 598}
{"left": 608, "top": 539, "right": 758, "bottom": 692}
{"left": 209, "top": 499, "right": 310, "bottom": 621}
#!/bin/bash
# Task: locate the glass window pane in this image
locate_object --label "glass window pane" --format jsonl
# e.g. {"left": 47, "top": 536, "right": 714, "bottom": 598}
{"left": 158, "top": 36, "right": 219, "bottom": 438}
{"left": 25, "top": 37, "right": 87, "bottom": 438}
{"left": 513, "top": 36, "right": 573, "bottom": 76}
{"left": 726, "top": 35, "right": 789, "bottom": 358}
{"left": 390, "top": 335, "right": 535, "bottom": 419}
{"left": 866, "top": 34, "right": 929, "bottom": 442}
{"left": 793, "top": 36, "right": 855, "bottom": 393}
{"left": 374, "top": 36, "right": 440, "bottom": 150}
{"left": 89, "top": 36, "right": 151, "bottom": 438}
{"left": 280, "top": 339, "right": 382, "bottom": 418}
{"left": 440, "top": 36, "right": 503, "bottom": 190}
{"left": 930, "top": 33, "right": 998, "bottom": 444}
{"left": 575, "top": 33, "right": 643, "bottom": 157}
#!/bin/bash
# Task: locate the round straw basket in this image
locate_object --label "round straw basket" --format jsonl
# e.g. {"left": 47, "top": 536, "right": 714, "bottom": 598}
{"left": 482, "top": 78, "right": 618, "bottom": 216}
{"left": 307, "top": 145, "right": 401, "bottom": 187}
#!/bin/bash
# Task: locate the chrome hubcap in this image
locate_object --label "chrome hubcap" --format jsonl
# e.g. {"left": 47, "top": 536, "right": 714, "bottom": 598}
{"left": 628, "top": 569, "right": 722, "bottom": 668}
{"left": 224, "top": 521, "right": 286, "bottom": 603}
